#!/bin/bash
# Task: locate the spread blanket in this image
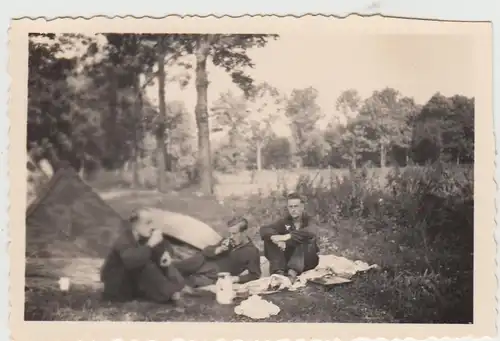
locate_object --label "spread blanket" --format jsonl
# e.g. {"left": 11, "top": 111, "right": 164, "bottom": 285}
{"left": 199, "top": 254, "right": 379, "bottom": 296}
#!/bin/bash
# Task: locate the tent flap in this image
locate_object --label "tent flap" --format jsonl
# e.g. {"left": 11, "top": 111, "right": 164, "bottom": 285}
{"left": 26, "top": 166, "right": 127, "bottom": 259}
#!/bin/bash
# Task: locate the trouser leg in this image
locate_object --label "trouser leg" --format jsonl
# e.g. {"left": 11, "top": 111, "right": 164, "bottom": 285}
{"left": 186, "top": 261, "right": 219, "bottom": 287}
{"left": 136, "top": 262, "right": 185, "bottom": 303}
{"left": 173, "top": 253, "right": 219, "bottom": 287}
{"left": 173, "top": 253, "right": 206, "bottom": 275}
{"left": 263, "top": 239, "right": 288, "bottom": 274}
{"left": 287, "top": 242, "right": 319, "bottom": 274}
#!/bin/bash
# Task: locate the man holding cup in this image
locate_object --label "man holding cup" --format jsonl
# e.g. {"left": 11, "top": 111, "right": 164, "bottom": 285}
{"left": 100, "top": 208, "right": 192, "bottom": 307}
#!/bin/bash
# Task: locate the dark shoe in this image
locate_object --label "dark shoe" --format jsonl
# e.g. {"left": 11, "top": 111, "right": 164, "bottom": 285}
{"left": 181, "top": 285, "right": 195, "bottom": 295}
{"left": 172, "top": 293, "right": 193, "bottom": 312}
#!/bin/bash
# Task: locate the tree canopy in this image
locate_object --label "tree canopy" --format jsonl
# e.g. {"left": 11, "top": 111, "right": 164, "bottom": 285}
{"left": 27, "top": 33, "right": 474, "bottom": 191}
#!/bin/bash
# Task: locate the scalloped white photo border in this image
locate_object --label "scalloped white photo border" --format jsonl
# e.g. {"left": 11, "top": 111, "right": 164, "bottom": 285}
{"left": 2, "top": 1, "right": 499, "bottom": 341}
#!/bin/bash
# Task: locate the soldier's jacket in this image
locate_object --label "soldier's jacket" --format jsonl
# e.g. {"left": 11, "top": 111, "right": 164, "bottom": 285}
{"left": 100, "top": 228, "right": 178, "bottom": 302}
{"left": 260, "top": 213, "right": 320, "bottom": 251}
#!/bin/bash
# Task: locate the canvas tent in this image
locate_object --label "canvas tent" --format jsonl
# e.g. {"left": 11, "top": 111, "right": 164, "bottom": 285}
{"left": 25, "top": 164, "right": 223, "bottom": 284}
{"left": 26, "top": 165, "right": 128, "bottom": 259}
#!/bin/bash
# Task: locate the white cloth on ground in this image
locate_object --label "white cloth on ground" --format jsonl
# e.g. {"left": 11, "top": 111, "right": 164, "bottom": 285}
{"left": 234, "top": 295, "right": 280, "bottom": 319}
{"left": 199, "top": 254, "right": 379, "bottom": 295}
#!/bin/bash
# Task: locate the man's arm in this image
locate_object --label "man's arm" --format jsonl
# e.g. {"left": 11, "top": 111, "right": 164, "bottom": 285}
{"left": 151, "top": 238, "right": 174, "bottom": 264}
{"left": 236, "top": 249, "right": 262, "bottom": 284}
{"left": 259, "top": 220, "right": 285, "bottom": 240}
{"left": 290, "top": 224, "right": 317, "bottom": 242}
{"left": 201, "top": 239, "right": 228, "bottom": 259}
{"left": 114, "top": 236, "right": 153, "bottom": 270}
{"left": 279, "top": 223, "right": 318, "bottom": 246}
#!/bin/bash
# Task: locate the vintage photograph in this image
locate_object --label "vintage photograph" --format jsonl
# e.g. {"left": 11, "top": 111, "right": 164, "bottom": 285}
{"left": 8, "top": 15, "right": 495, "bottom": 341}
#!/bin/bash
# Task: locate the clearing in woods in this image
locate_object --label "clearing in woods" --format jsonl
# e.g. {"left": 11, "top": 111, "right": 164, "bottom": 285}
{"left": 25, "top": 189, "right": 394, "bottom": 322}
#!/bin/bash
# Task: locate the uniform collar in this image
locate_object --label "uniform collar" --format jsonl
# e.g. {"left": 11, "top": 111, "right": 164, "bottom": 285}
{"left": 285, "top": 213, "right": 309, "bottom": 227}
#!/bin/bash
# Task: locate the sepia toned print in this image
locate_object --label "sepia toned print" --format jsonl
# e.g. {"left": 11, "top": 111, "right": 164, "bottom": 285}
{"left": 8, "top": 15, "right": 495, "bottom": 341}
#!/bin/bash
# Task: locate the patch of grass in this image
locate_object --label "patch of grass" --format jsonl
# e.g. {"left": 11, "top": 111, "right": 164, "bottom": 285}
{"left": 25, "top": 279, "right": 396, "bottom": 322}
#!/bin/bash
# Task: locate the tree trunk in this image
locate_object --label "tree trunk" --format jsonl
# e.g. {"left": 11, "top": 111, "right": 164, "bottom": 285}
{"left": 131, "top": 73, "right": 142, "bottom": 189}
{"left": 194, "top": 37, "right": 213, "bottom": 195}
{"left": 131, "top": 149, "right": 140, "bottom": 188}
{"left": 380, "top": 143, "right": 386, "bottom": 168}
{"left": 256, "top": 142, "right": 263, "bottom": 171}
{"left": 165, "top": 143, "right": 172, "bottom": 172}
{"left": 156, "top": 42, "right": 168, "bottom": 193}
{"left": 351, "top": 141, "right": 357, "bottom": 169}
{"left": 78, "top": 155, "right": 85, "bottom": 179}
{"left": 106, "top": 67, "right": 119, "bottom": 168}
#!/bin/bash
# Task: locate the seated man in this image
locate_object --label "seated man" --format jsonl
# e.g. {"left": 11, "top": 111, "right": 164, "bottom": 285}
{"left": 172, "top": 216, "right": 262, "bottom": 287}
{"left": 100, "top": 208, "right": 191, "bottom": 306}
{"left": 260, "top": 192, "right": 320, "bottom": 281}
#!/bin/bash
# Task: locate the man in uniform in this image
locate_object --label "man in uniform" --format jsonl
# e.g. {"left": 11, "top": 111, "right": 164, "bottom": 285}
{"left": 173, "top": 216, "right": 262, "bottom": 287}
{"left": 259, "top": 192, "right": 320, "bottom": 281}
{"left": 100, "top": 209, "right": 191, "bottom": 306}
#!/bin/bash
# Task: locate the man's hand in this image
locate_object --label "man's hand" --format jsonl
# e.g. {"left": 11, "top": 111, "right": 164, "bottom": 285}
{"left": 147, "top": 229, "right": 164, "bottom": 248}
{"left": 270, "top": 235, "right": 282, "bottom": 243}
{"left": 277, "top": 241, "right": 286, "bottom": 250}
{"left": 271, "top": 234, "right": 291, "bottom": 244}
{"left": 159, "top": 250, "right": 172, "bottom": 267}
{"left": 181, "top": 285, "right": 195, "bottom": 295}
{"left": 230, "top": 276, "right": 240, "bottom": 283}
{"left": 215, "top": 238, "right": 231, "bottom": 254}
{"left": 172, "top": 291, "right": 182, "bottom": 301}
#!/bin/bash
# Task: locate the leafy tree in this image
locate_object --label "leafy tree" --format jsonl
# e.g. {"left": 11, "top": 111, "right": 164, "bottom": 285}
{"left": 151, "top": 35, "right": 193, "bottom": 191}
{"left": 143, "top": 100, "right": 195, "bottom": 172}
{"left": 211, "top": 90, "right": 250, "bottom": 147}
{"left": 412, "top": 92, "right": 474, "bottom": 164}
{"left": 164, "top": 101, "right": 196, "bottom": 171}
{"left": 444, "top": 95, "right": 474, "bottom": 163}
{"left": 28, "top": 33, "right": 107, "bottom": 175}
{"left": 244, "top": 82, "right": 283, "bottom": 170}
{"left": 181, "top": 34, "right": 279, "bottom": 194}
{"left": 390, "top": 96, "right": 421, "bottom": 165}
{"left": 334, "top": 89, "right": 362, "bottom": 167}
{"left": 336, "top": 89, "right": 362, "bottom": 121}
{"left": 101, "top": 34, "right": 159, "bottom": 186}
{"left": 358, "top": 87, "right": 410, "bottom": 167}
{"left": 211, "top": 82, "right": 283, "bottom": 171}
{"left": 210, "top": 90, "right": 251, "bottom": 173}
{"left": 262, "top": 136, "right": 292, "bottom": 169}
{"left": 301, "top": 131, "right": 329, "bottom": 168}
{"left": 285, "top": 86, "right": 324, "bottom": 167}
{"left": 323, "top": 123, "right": 345, "bottom": 167}
{"left": 340, "top": 117, "right": 376, "bottom": 169}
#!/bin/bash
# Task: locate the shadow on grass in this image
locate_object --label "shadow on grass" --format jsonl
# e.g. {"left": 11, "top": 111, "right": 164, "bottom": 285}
{"left": 25, "top": 275, "right": 398, "bottom": 323}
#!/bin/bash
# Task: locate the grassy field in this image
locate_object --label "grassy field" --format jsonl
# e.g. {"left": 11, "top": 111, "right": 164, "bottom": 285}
{"left": 213, "top": 168, "right": 390, "bottom": 199}
{"left": 25, "top": 163, "right": 474, "bottom": 323}
{"left": 83, "top": 166, "right": 391, "bottom": 199}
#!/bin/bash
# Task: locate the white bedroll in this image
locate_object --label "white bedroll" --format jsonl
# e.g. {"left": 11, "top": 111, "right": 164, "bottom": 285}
{"left": 138, "top": 207, "right": 223, "bottom": 250}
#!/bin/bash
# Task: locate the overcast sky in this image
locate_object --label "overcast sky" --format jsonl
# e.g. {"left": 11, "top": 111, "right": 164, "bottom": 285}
{"left": 144, "top": 33, "right": 477, "bottom": 137}
{"left": 34, "top": 33, "right": 478, "bottom": 138}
